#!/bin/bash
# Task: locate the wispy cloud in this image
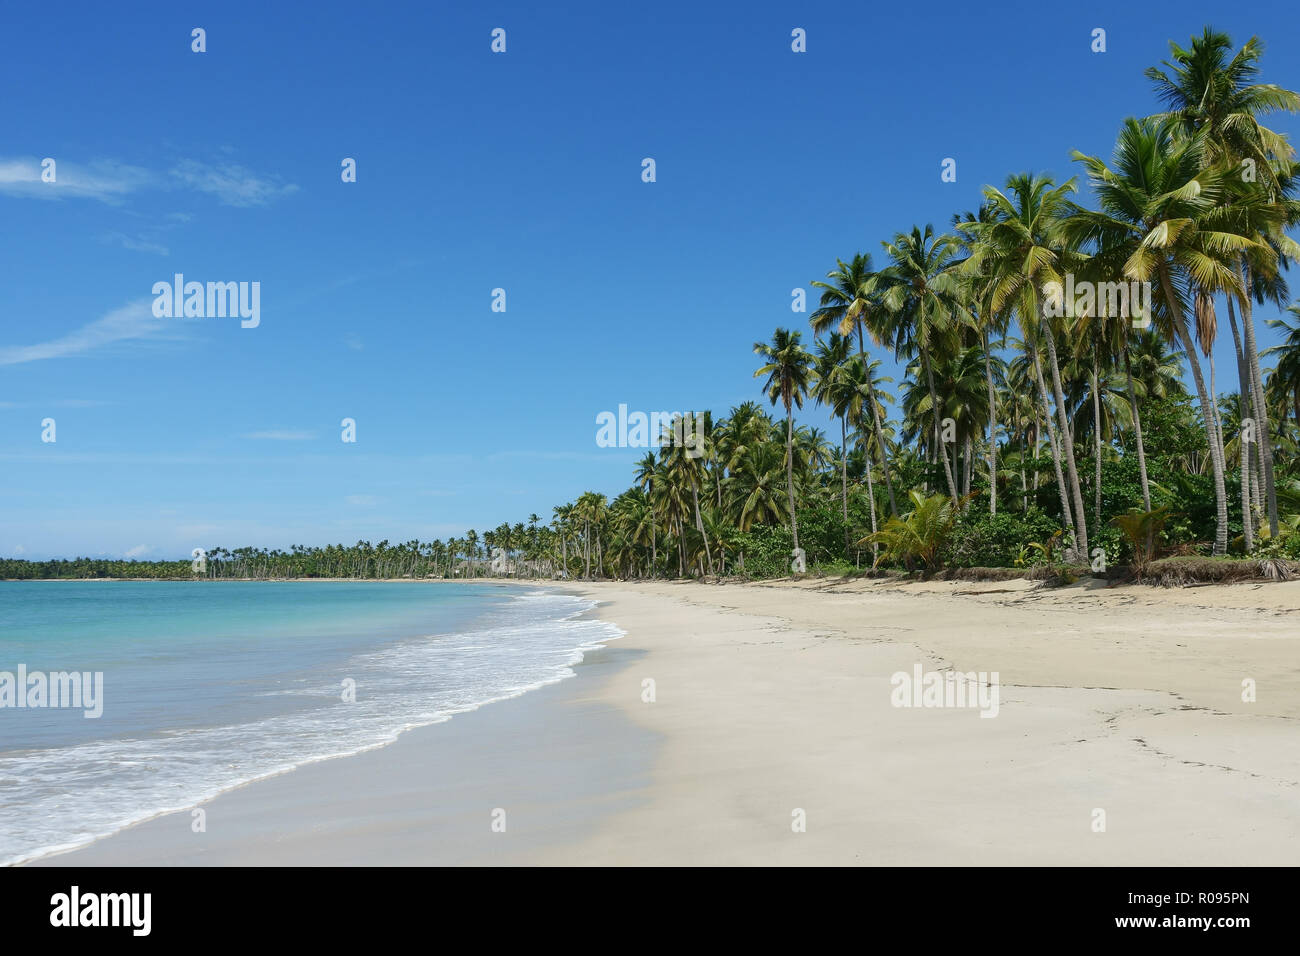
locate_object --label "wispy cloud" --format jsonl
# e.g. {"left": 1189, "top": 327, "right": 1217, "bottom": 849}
{"left": 0, "top": 300, "right": 179, "bottom": 367}
{"left": 244, "top": 430, "right": 316, "bottom": 441}
{"left": 169, "top": 159, "right": 298, "bottom": 207}
{"left": 102, "top": 231, "right": 169, "bottom": 255}
{"left": 0, "top": 157, "right": 155, "bottom": 202}
{"left": 123, "top": 544, "right": 152, "bottom": 558}
{"left": 0, "top": 156, "right": 297, "bottom": 207}
{"left": 345, "top": 495, "right": 380, "bottom": 507}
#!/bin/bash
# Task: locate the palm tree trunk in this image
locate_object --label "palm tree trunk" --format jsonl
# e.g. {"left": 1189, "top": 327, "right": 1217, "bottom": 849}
{"left": 864, "top": 441, "right": 879, "bottom": 563}
{"left": 1208, "top": 354, "right": 1232, "bottom": 545}
{"left": 1041, "top": 317, "right": 1089, "bottom": 558}
{"left": 1019, "top": 432, "right": 1028, "bottom": 513}
{"left": 1123, "top": 346, "right": 1152, "bottom": 512}
{"left": 1237, "top": 257, "right": 1279, "bottom": 538}
{"left": 922, "top": 346, "right": 961, "bottom": 507}
{"left": 1226, "top": 294, "right": 1255, "bottom": 551}
{"left": 692, "top": 484, "right": 714, "bottom": 576}
{"left": 983, "top": 327, "right": 997, "bottom": 516}
{"left": 840, "top": 417, "right": 850, "bottom": 554}
{"left": 1032, "top": 348, "right": 1077, "bottom": 543}
{"left": 1092, "top": 346, "right": 1103, "bottom": 531}
{"left": 650, "top": 503, "right": 657, "bottom": 577}
{"left": 858, "top": 326, "right": 898, "bottom": 517}
{"left": 962, "top": 435, "right": 972, "bottom": 498}
{"left": 1159, "top": 266, "right": 1228, "bottom": 555}
{"left": 677, "top": 517, "right": 685, "bottom": 577}
{"left": 784, "top": 405, "right": 800, "bottom": 552}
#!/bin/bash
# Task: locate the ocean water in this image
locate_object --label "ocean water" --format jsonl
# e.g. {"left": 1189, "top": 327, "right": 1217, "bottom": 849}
{"left": 0, "top": 581, "right": 620, "bottom": 865}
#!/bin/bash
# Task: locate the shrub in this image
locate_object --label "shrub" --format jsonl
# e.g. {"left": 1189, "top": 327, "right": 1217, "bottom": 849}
{"left": 944, "top": 509, "right": 1063, "bottom": 568}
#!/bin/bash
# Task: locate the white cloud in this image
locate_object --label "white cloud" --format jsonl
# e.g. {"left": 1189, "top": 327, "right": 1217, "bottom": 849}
{"left": 0, "top": 157, "right": 154, "bottom": 202}
{"left": 345, "top": 495, "right": 379, "bottom": 506}
{"left": 0, "top": 299, "right": 179, "bottom": 367}
{"left": 0, "top": 156, "right": 297, "bottom": 207}
{"left": 103, "top": 231, "right": 169, "bottom": 255}
{"left": 123, "top": 544, "right": 151, "bottom": 558}
{"left": 169, "top": 159, "right": 298, "bottom": 207}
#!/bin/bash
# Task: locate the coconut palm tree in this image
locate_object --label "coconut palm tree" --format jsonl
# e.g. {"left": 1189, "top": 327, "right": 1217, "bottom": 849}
{"left": 754, "top": 328, "right": 814, "bottom": 554}
{"left": 727, "top": 440, "right": 790, "bottom": 535}
{"left": 633, "top": 451, "right": 659, "bottom": 575}
{"left": 811, "top": 333, "right": 854, "bottom": 550}
{"left": 1148, "top": 27, "right": 1300, "bottom": 537}
{"left": 867, "top": 225, "right": 967, "bottom": 509}
{"left": 953, "top": 204, "right": 1007, "bottom": 515}
{"left": 1264, "top": 304, "right": 1300, "bottom": 430}
{"left": 966, "top": 174, "right": 1091, "bottom": 558}
{"left": 1065, "top": 117, "right": 1273, "bottom": 554}
{"left": 811, "top": 253, "right": 899, "bottom": 516}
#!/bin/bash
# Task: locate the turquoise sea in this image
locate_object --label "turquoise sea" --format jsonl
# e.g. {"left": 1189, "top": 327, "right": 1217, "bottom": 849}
{"left": 0, "top": 581, "right": 619, "bottom": 865}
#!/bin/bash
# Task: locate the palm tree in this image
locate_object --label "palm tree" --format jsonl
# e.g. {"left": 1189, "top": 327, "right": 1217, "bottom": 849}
{"left": 811, "top": 334, "right": 854, "bottom": 550}
{"left": 862, "top": 490, "right": 963, "bottom": 573}
{"left": 1148, "top": 27, "right": 1300, "bottom": 537}
{"left": 551, "top": 503, "right": 574, "bottom": 578}
{"left": 1062, "top": 251, "right": 1144, "bottom": 523}
{"left": 811, "top": 253, "right": 899, "bottom": 516}
{"left": 953, "top": 204, "right": 1006, "bottom": 515}
{"left": 1065, "top": 117, "right": 1272, "bottom": 554}
{"left": 633, "top": 451, "right": 659, "bottom": 575}
{"left": 966, "top": 174, "right": 1091, "bottom": 558}
{"left": 753, "top": 328, "right": 814, "bottom": 553}
{"left": 1264, "top": 304, "right": 1300, "bottom": 431}
{"left": 867, "top": 225, "right": 967, "bottom": 509}
{"left": 661, "top": 415, "right": 715, "bottom": 576}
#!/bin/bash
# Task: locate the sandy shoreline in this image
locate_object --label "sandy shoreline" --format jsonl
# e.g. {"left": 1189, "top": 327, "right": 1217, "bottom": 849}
{"left": 28, "top": 576, "right": 1300, "bottom": 865}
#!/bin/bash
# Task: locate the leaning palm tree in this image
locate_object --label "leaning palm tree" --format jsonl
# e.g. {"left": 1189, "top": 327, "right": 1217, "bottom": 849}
{"left": 867, "top": 225, "right": 967, "bottom": 509}
{"left": 1064, "top": 117, "right": 1274, "bottom": 554}
{"left": 810, "top": 252, "right": 899, "bottom": 516}
{"left": 1148, "top": 27, "right": 1300, "bottom": 537}
{"left": 753, "top": 328, "right": 814, "bottom": 553}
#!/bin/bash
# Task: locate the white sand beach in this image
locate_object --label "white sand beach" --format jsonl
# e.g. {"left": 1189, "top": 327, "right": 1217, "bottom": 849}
{"left": 32, "top": 577, "right": 1300, "bottom": 866}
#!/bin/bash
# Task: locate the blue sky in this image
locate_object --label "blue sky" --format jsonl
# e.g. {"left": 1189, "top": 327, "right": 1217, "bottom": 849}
{"left": 3, "top": 0, "right": 1299, "bottom": 560}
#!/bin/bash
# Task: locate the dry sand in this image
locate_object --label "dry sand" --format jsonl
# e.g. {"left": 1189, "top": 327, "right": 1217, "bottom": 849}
{"left": 32, "top": 576, "right": 1300, "bottom": 866}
